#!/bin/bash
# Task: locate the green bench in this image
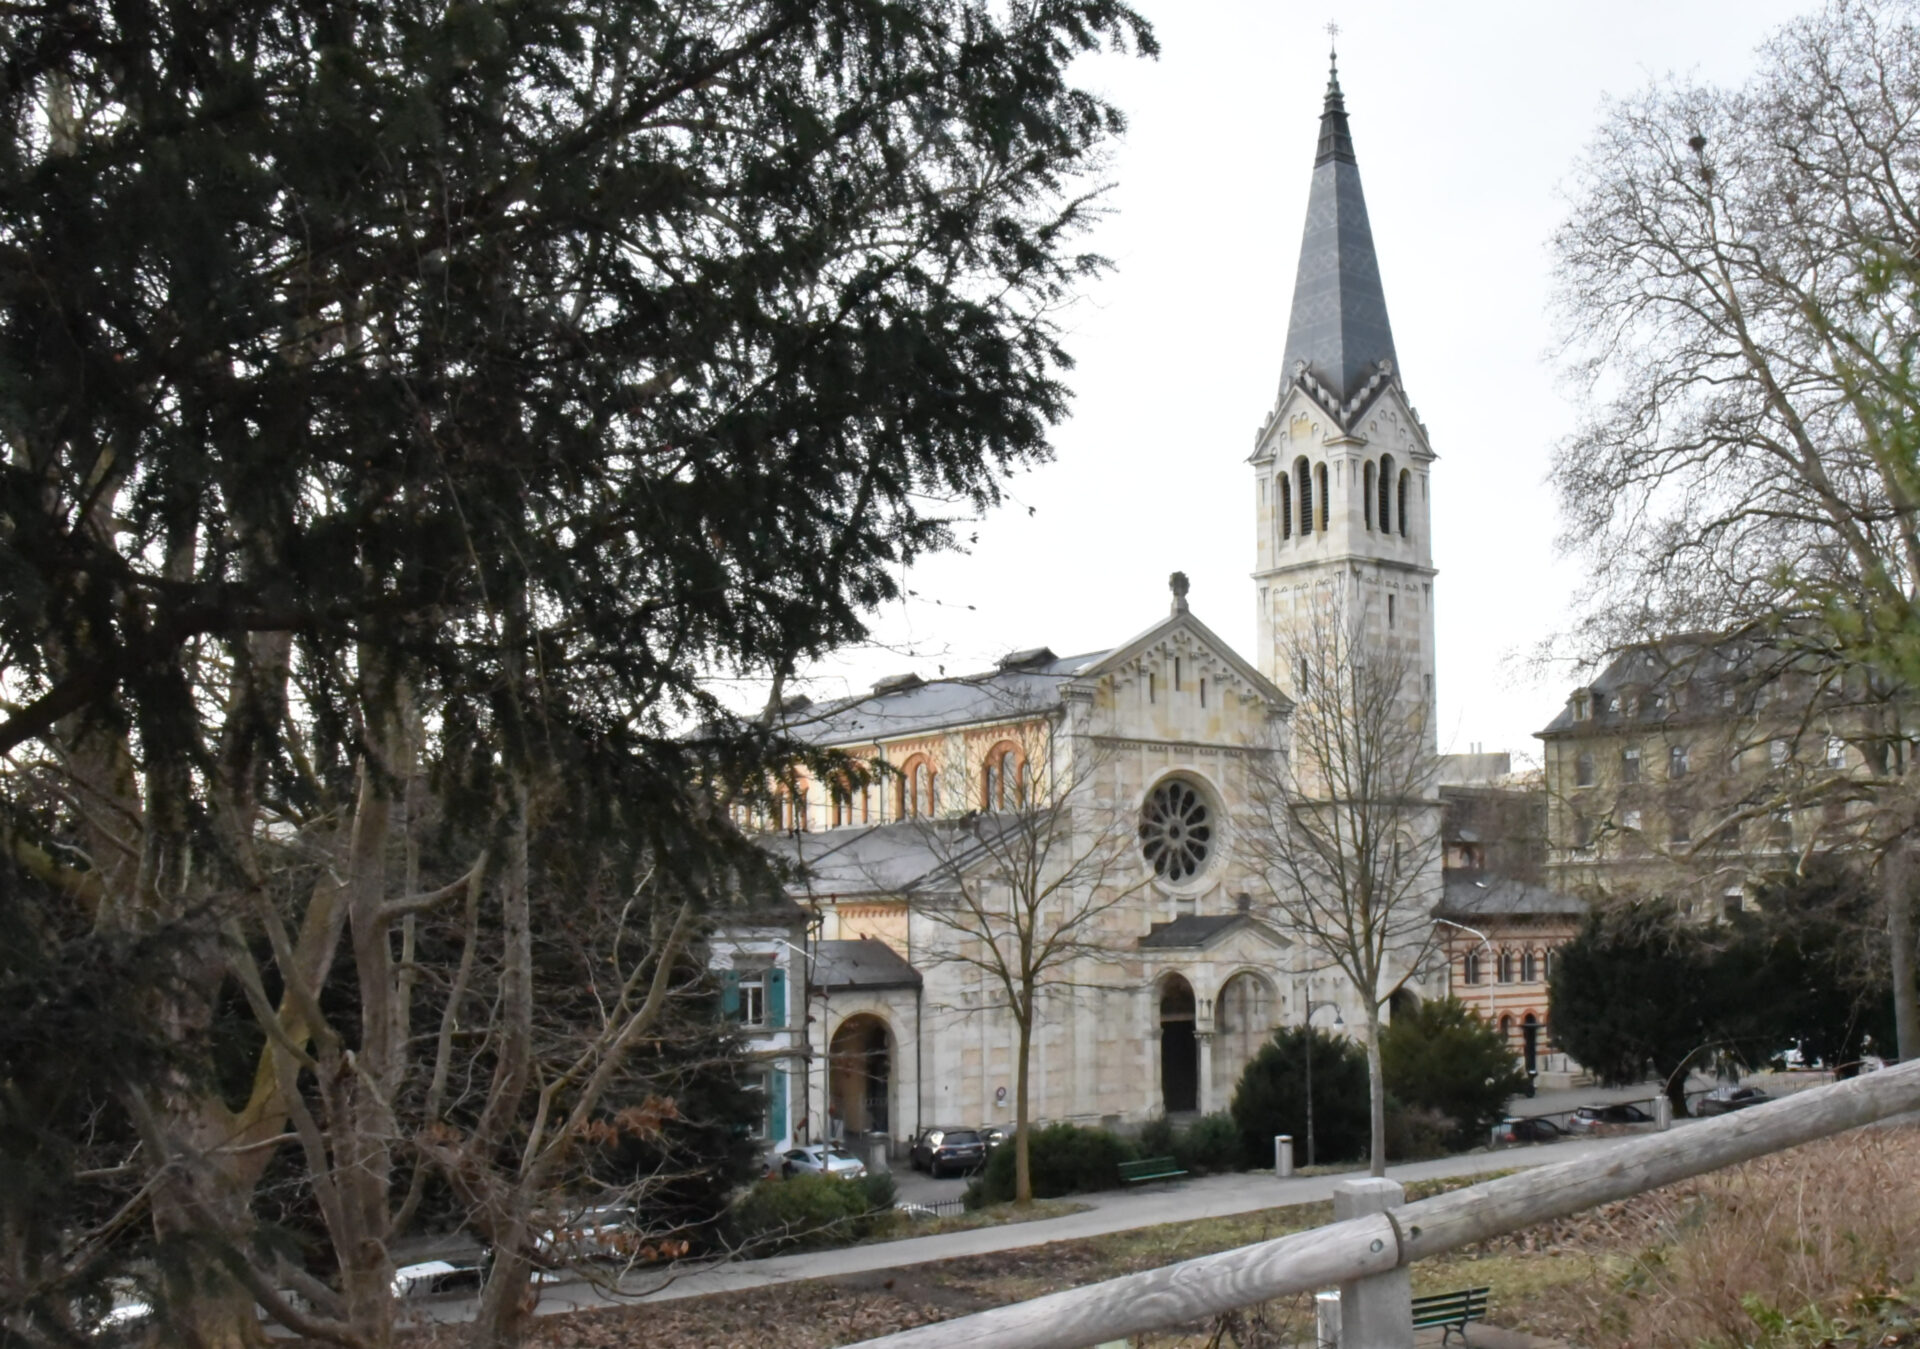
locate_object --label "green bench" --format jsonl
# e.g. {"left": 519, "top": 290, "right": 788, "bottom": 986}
{"left": 1411, "top": 1286, "right": 1489, "bottom": 1345}
{"left": 1118, "top": 1156, "right": 1188, "bottom": 1185}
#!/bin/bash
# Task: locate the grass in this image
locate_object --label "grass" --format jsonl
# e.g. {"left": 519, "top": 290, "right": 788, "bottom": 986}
{"left": 398, "top": 1132, "right": 1920, "bottom": 1348}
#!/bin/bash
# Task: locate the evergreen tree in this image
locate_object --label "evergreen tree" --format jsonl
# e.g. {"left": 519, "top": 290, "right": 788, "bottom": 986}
{"left": 0, "top": 4, "right": 1154, "bottom": 1345}
{"left": 1228, "top": 1026, "right": 1370, "bottom": 1169}
{"left": 1380, "top": 997, "right": 1529, "bottom": 1150}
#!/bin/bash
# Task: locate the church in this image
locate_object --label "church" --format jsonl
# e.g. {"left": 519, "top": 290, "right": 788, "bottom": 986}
{"left": 715, "top": 53, "right": 1444, "bottom": 1156}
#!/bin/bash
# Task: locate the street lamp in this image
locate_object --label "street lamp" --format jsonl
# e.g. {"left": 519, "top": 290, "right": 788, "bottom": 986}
{"left": 1433, "top": 917, "right": 1495, "bottom": 1028}
{"left": 1301, "top": 999, "right": 1344, "bottom": 1168}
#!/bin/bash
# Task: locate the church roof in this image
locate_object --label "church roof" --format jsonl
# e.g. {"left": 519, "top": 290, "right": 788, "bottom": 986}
{"left": 1137, "top": 911, "right": 1289, "bottom": 949}
{"left": 813, "top": 938, "right": 922, "bottom": 991}
{"left": 1438, "top": 872, "right": 1588, "bottom": 919}
{"left": 1279, "top": 51, "right": 1400, "bottom": 408}
{"left": 783, "top": 649, "right": 1111, "bottom": 746}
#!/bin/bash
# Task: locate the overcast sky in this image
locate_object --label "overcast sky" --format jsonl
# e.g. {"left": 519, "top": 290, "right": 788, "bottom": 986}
{"left": 779, "top": 0, "right": 1812, "bottom": 766}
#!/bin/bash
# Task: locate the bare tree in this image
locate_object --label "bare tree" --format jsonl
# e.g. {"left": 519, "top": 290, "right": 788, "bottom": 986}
{"left": 894, "top": 717, "right": 1146, "bottom": 1206}
{"left": 1550, "top": 0, "right": 1920, "bottom": 1053}
{"left": 1243, "top": 588, "right": 1440, "bottom": 1176}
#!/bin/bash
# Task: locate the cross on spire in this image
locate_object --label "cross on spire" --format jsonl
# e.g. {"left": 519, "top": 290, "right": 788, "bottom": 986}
{"left": 1325, "top": 20, "right": 1340, "bottom": 49}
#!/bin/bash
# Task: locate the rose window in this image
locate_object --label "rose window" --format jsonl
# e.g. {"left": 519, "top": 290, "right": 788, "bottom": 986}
{"left": 1140, "top": 780, "right": 1213, "bottom": 881}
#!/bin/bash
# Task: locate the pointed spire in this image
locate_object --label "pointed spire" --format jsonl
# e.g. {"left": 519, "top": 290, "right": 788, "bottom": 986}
{"left": 1279, "top": 45, "right": 1399, "bottom": 408}
{"left": 1316, "top": 47, "right": 1355, "bottom": 166}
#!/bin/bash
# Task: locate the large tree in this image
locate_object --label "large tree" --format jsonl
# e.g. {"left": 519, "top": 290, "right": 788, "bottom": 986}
{"left": 0, "top": 3, "right": 1154, "bottom": 1345}
{"left": 1550, "top": 0, "right": 1920, "bottom": 1054}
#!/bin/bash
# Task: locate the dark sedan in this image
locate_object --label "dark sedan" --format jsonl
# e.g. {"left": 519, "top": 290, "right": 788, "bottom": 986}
{"left": 1496, "top": 1116, "right": 1564, "bottom": 1144}
{"left": 1697, "top": 1085, "right": 1772, "bottom": 1116}
{"left": 910, "top": 1127, "right": 988, "bottom": 1177}
{"left": 1568, "top": 1102, "right": 1654, "bottom": 1132}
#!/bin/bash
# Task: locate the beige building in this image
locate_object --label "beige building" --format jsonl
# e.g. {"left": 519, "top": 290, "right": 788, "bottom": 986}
{"left": 1536, "top": 637, "right": 1886, "bottom": 916}
{"left": 721, "top": 54, "right": 1449, "bottom": 1155}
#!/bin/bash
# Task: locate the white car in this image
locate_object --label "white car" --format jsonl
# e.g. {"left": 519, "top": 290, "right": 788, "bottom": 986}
{"left": 779, "top": 1144, "right": 867, "bottom": 1179}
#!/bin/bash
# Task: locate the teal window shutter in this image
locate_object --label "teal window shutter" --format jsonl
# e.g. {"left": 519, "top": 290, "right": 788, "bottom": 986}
{"left": 720, "top": 970, "right": 740, "bottom": 1020}
{"left": 770, "top": 1068, "right": 789, "bottom": 1142}
{"left": 767, "top": 967, "right": 787, "bottom": 1028}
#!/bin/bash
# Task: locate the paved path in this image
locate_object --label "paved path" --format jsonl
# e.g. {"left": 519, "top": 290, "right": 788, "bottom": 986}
{"left": 510, "top": 1130, "right": 1639, "bottom": 1318}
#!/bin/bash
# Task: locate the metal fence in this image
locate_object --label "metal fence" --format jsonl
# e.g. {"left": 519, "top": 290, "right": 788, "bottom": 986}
{"left": 844, "top": 1061, "right": 1920, "bottom": 1349}
{"left": 896, "top": 1197, "right": 968, "bottom": 1220}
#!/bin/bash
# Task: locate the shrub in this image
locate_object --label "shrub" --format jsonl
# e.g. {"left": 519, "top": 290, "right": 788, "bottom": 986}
{"left": 969, "top": 1123, "right": 1137, "bottom": 1204}
{"left": 1380, "top": 997, "right": 1529, "bottom": 1149}
{"left": 858, "top": 1170, "right": 897, "bottom": 1212}
{"left": 727, "top": 1173, "right": 882, "bottom": 1253}
{"left": 1174, "top": 1112, "right": 1244, "bottom": 1174}
{"left": 1137, "top": 1113, "right": 1177, "bottom": 1159}
{"left": 1383, "top": 1096, "right": 1453, "bottom": 1161}
{"left": 1230, "top": 1025, "right": 1369, "bottom": 1168}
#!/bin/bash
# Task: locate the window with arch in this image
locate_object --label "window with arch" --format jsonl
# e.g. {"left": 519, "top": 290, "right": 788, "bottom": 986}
{"left": 1295, "top": 457, "right": 1313, "bottom": 535}
{"left": 1398, "top": 468, "right": 1411, "bottom": 538}
{"left": 982, "top": 742, "right": 1026, "bottom": 812}
{"left": 1462, "top": 950, "right": 1482, "bottom": 985}
{"left": 1139, "top": 777, "right": 1214, "bottom": 881}
{"left": 1377, "top": 453, "right": 1395, "bottom": 534}
{"left": 898, "top": 756, "right": 936, "bottom": 818}
{"left": 1497, "top": 949, "right": 1516, "bottom": 983}
{"left": 1315, "top": 462, "right": 1329, "bottom": 531}
{"left": 1279, "top": 473, "right": 1293, "bottom": 541}
{"left": 1363, "top": 460, "right": 1376, "bottom": 530}
{"left": 1521, "top": 951, "right": 1538, "bottom": 982}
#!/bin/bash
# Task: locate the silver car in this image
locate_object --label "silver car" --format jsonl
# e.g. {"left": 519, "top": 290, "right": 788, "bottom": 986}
{"left": 780, "top": 1144, "right": 868, "bottom": 1179}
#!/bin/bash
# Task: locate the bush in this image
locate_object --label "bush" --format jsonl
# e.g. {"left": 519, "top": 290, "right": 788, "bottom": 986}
{"left": 1383, "top": 1096, "right": 1453, "bottom": 1161}
{"left": 968, "top": 1123, "right": 1137, "bottom": 1204}
{"left": 858, "top": 1169, "right": 897, "bottom": 1212}
{"left": 1380, "top": 997, "right": 1529, "bottom": 1150}
{"left": 727, "top": 1173, "right": 884, "bottom": 1253}
{"left": 1137, "top": 1113, "right": 1177, "bottom": 1159}
{"left": 1174, "top": 1112, "right": 1244, "bottom": 1174}
{"left": 1230, "top": 1026, "right": 1370, "bottom": 1168}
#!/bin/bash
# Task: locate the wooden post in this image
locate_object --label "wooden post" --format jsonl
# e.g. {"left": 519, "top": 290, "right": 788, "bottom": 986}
{"left": 844, "top": 1062, "right": 1920, "bottom": 1349}
{"left": 1333, "top": 1179, "right": 1412, "bottom": 1348}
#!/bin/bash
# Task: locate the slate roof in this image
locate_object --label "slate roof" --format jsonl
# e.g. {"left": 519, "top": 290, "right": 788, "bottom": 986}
{"left": 1136, "top": 912, "right": 1288, "bottom": 950}
{"left": 782, "top": 649, "right": 1110, "bottom": 746}
{"left": 1437, "top": 872, "right": 1588, "bottom": 920}
{"left": 1280, "top": 53, "right": 1399, "bottom": 406}
{"left": 1535, "top": 633, "right": 1789, "bottom": 735}
{"left": 814, "top": 938, "right": 922, "bottom": 991}
{"left": 765, "top": 821, "right": 955, "bottom": 899}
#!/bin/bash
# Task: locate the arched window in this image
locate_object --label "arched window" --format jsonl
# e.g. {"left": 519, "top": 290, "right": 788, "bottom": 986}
{"left": 1462, "top": 951, "right": 1481, "bottom": 985}
{"left": 1279, "top": 473, "right": 1293, "bottom": 541}
{"left": 982, "top": 742, "right": 1025, "bottom": 812}
{"left": 1315, "top": 462, "right": 1329, "bottom": 531}
{"left": 1497, "top": 949, "right": 1516, "bottom": 983}
{"left": 1295, "top": 458, "right": 1314, "bottom": 536}
{"left": 898, "top": 756, "right": 936, "bottom": 819}
{"left": 1522, "top": 951, "right": 1538, "bottom": 982}
{"left": 1363, "top": 460, "right": 1376, "bottom": 530}
{"left": 1398, "top": 468, "right": 1411, "bottom": 539}
{"left": 1377, "top": 453, "right": 1394, "bottom": 534}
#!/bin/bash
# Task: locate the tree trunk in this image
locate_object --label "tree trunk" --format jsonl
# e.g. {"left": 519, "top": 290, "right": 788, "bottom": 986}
{"left": 1888, "top": 844, "right": 1920, "bottom": 1063}
{"left": 1014, "top": 1011, "right": 1033, "bottom": 1207}
{"left": 1365, "top": 1009, "right": 1386, "bottom": 1178}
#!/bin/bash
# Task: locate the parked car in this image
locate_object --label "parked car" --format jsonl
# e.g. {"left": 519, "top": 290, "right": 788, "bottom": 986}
{"left": 393, "top": 1258, "right": 487, "bottom": 1298}
{"left": 780, "top": 1144, "right": 868, "bottom": 1179}
{"left": 533, "top": 1203, "right": 642, "bottom": 1264}
{"left": 1495, "top": 1116, "right": 1563, "bottom": 1144}
{"left": 910, "top": 1126, "right": 988, "bottom": 1177}
{"left": 1697, "top": 1085, "right": 1772, "bottom": 1116}
{"left": 1567, "top": 1102, "right": 1654, "bottom": 1132}
{"left": 977, "top": 1123, "right": 1009, "bottom": 1149}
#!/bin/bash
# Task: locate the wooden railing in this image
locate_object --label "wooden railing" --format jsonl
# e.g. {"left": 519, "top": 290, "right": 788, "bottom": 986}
{"left": 847, "top": 1062, "right": 1920, "bottom": 1349}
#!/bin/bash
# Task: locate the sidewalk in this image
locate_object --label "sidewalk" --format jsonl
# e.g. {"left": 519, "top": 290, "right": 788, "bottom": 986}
{"left": 515, "top": 1132, "right": 1629, "bottom": 1317}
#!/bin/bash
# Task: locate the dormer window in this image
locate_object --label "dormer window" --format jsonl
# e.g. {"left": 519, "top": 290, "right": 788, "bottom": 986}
{"left": 1572, "top": 693, "right": 1591, "bottom": 721}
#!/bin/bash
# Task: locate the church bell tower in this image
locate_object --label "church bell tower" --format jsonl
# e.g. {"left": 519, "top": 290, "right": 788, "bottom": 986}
{"left": 1251, "top": 48, "right": 1437, "bottom": 731}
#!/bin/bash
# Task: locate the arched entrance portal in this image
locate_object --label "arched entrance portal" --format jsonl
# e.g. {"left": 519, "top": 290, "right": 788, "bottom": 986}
{"left": 1159, "top": 974, "right": 1198, "bottom": 1115}
{"left": 829, "top": 1015, "right": 892, "bottom": 1137}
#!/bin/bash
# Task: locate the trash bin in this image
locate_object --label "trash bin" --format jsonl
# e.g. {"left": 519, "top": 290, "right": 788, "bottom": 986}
{"left": 1275, "top": 1135, "right": 1294, "bottom": 1178}
{"left": 864, "top": 1132, "right": 891, "bottom": 1174}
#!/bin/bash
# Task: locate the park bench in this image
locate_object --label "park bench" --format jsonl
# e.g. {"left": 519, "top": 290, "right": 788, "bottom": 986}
{"left": 1118, "top": 1156, "right": 1188, "bottom": 1185}
{"left": 1411, "top": 1286, "right": 1490, "bottom": 1345}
